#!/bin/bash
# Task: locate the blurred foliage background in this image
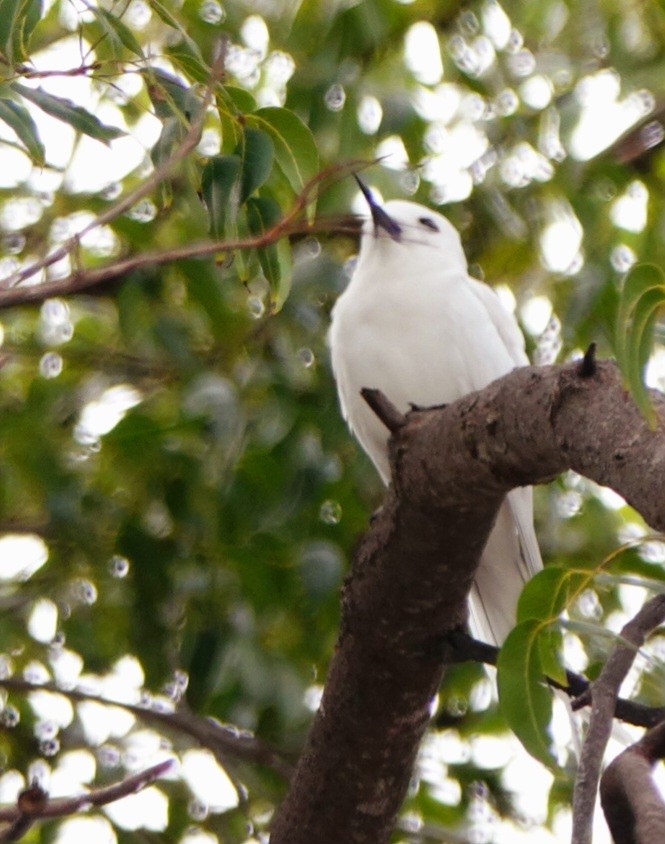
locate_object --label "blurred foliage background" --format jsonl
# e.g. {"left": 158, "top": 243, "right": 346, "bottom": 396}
{"left": 0, "top": 0, "right": 664, "bottom": 842}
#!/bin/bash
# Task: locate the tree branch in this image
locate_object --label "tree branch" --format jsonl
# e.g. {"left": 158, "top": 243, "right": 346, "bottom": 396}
{"left": 270, "top": 359, "right": 665, "bottom": 844}
{"left": 600, "top": 718, "right": 665, "bottom": 844}
{"left": 0, "top": 677, "right": 292, "bottom": 779}
{"left": 571, "top": 595, "right": 665, "bottom": 844}
{"left": 0, "top": 170, "right": 362, "bottom": 309}
{"left": 446, "top": 630, "right": 665, "bottom": 729}
{"left": 0, "top": 759, "right": 174, "bottom": 840}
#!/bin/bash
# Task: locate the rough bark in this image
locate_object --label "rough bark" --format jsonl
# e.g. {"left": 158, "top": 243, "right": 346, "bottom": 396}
{"left": 600, "top": 719, "right": 665, "bottom": 844}
{"left": 269, "top": 359, "right": 665, "bottom": 844}
{"left": 572, "top": 595, "right": 665, "bottom": 844}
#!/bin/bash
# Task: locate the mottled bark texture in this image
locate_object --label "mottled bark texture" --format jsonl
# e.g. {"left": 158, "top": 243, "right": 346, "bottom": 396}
{"left": 600, "top": 719, "right": 665, "bottom": 844}
{"left": 270, "top": 360, "right": 665, "bottom": 844}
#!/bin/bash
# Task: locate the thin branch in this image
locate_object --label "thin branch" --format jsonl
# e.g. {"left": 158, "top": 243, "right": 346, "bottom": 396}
{"left": 571, "top": 594, "right": 665, "bottom": 844}
{"left": 0, "top": 759, "right": 174, "bottom": 840}
{"left": 578, "top": 342, "right": 597, "bottom": 378}
{"left": 600, "top": 718, "right": 665, "bottom": 844}
{"left": 445, "top": 630, "right": 665, "bottom": 729}
{"left": 0, "top": 677, "right": 292, "bottom": 779}
{"left": 3, "top": 81, "right": 215, "bottom": 292}
{"left": 361, "top": 388, "right": 407, "bottom": 433}
{"left": 0, "top": 166, "right": 364, "bottom": 309}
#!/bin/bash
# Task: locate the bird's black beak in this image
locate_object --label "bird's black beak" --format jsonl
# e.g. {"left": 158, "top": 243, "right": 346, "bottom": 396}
{"left": 354, "top": 175, "right": 402, "bottom": 241}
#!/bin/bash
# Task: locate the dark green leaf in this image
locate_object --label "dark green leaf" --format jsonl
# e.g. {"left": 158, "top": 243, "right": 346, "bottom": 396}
{"left": 537, "top": 627, "right": 567, "bottom": 687}
{"left": 516, "top": 567, "right": 588, "bottom": 624}
{"left": 90, "top": 7, "right": 144, "bottom": 58}
{"left": 237, "top": 127, "right": 274, "bottom": 202}
{"left": 0, "top": 95, "right": 44, "bottom": 164}
{"left": 166, "top": 40, "right": 211, "bottom": 85}
{"left": 0, "top": 0, "right": 42, "bottom": 63}
{"left": 11, "top": 83, "right": 125, "bottom": 144}
{"left": 201, "top": 154, "right": 241, "bottom": 238}
{"left": 497, "top": 620, "right": 557, "bottom": 769}
{"left": 615, "top": 263, "right": 665, "bottom": 425}
{"left": 246, "top": 196, "right": 292, "bottom": 310}
{"left": 141, "top": 68, "right": 191, "bottom": 119}
{"left": 249, "top": 107, "right": 319, "bottom": 208}
{"left": 224, "top": 86, "right": 257, "bottom": 113}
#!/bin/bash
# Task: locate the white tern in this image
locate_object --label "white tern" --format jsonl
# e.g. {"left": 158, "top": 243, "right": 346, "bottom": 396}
{"left": 328, "top": 180, "right": 542, "bottom": 645}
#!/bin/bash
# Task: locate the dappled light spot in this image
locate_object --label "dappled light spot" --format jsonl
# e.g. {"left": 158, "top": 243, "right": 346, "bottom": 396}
{"left": 611, "top": 180, "right": 648, "bottom": 232}
{"left": 539, "top": 207, "right": 583, "bottom": 274}
{"left": 54, "top": 816, "right": 117, "bottom": 844}
{"left": 404, "top": 22, "right": 443, "bottom": 85}
{"left": 103, "top": 785, "right": 169, "bottom": 831}
{"left": 181, "top": 749, "right": 239, "bottom": 813}
{"left": 0, "top": 534, "right": 48, "bottom": 581}
{"left": 75, "top": 384, "right": 143, "bottom": 444}
{"left": 27, "top": 598, "right": 58, "bottom": 643}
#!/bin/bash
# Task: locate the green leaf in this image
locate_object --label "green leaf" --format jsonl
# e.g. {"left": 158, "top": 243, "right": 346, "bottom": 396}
{"left": 141, "top": 68, "right": 191, "bottom": 119}
{"left": 0, "top": 0, "right": 43, "bottom": 64}
{"left": 246, "top": 196, "right": 292, "bottom": 310}
{"left": 237, "top": 127, "right": 274, "bottom": 203}
{"left": 224, "top": 86, "right": 257, "bottom": 113}
{"left": 201, "top": 155, "right": 241, "bottom": 239}
{"left": 146, "top": 0, "right": 186, "bottom": 32}
{"left": 249, "top": 107, "right": 319, "bottom": 210}
{"left": 0, "top": 94, "right": 44, "bottom": 164}
{"left": 516, "top": 567, "right": 588, "bottom": 624}
{"left": 166, "top": 40, "right": 211, "bottom": 85}
{"left": 497, "top": 620, "right": 557, "bottom": 769}
{"left": 615, "top": 263, "right": 665, "bottom": 425}
{"left": 537, "top": 627, "right": 567, "bottom": 686}
{"left": 11, "top": 83, "right": 125, "bottom": 144}
{"left": 148, "top": 0, "right": 205, "bottom": 71}
{"left": 90, "top": 7, "right": 144, "bottom": 58}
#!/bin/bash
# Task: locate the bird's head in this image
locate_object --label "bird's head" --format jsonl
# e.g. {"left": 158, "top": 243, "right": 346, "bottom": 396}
{"left": 354, "top": 176, "right": 467, "bottom": 271}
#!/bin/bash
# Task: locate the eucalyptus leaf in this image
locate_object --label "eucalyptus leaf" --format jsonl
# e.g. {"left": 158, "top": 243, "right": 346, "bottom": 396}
{"left": 615, "top": 263, "right": 665, "bottom": 424}
{"left": 201, "top": 154, "right": 242, "bottom": 239}
{"left": 237, "top": 128, "right": 274, "bottom": 202}
{"left": 0, "top": 95, "right": 44, "bottom": 164}
{"left": 246, "top": 196, "right": 292, "bottom": 310}
{"left": 12, "top": 82, "right": 125, "bottom": 144}
{"left": 0, "top": 0, "right": 42, "bottom": 63}
{"left": 249, "top": 107, "right": 319, "bottom": 214}
{"left": 497, "top": 620, "right": 557, "bottom": 769}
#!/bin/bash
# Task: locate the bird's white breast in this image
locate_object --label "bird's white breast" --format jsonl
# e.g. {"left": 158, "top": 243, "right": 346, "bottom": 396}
{"left": 329, "top": 248, "right": 518, "bottom": 482}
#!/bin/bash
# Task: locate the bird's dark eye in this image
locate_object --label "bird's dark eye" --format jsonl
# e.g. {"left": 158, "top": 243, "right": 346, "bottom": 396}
{"left": 418, "top": 216, "right": 439, "bottom": 232}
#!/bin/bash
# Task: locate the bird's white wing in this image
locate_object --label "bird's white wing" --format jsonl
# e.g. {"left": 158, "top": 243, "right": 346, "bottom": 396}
{"left": 465, "top": 277, "right": 528, "bottom": 368}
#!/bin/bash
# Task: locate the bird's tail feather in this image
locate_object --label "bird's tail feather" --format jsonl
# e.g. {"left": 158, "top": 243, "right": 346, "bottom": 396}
{"left": 468, "top": 488, "right": 542, "bottom": 646}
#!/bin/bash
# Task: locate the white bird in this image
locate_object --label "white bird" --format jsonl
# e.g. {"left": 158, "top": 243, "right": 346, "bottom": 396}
{"left": 328, "top": 180, "right": 542, "bottom": 645}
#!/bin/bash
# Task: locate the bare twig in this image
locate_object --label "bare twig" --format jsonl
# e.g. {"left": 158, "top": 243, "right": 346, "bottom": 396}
{"left": 0, "top": 759, "right": 173, "bottom": 840}
{"left": 571, "top": 594, "right": 665, "bottom": 844}
{"left": 600, "top": 718, "right": 665, "bottom": 844}
{"left": 361, "top": 388, "right": 407, "bottom": 433}
{"left": 578, "top": 342, "right": 597, "bottom": 378}
{"left": 0, "top": 677, "right": 292, "bottom": 779}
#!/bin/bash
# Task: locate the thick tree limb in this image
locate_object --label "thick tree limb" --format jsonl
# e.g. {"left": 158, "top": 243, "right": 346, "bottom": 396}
{"left": 571, "top": 595, "right": 665, "bottom": 844}
{"left": 270, "top": 359, "right": 665, "bottom": 844}
{"left": 600, "top": 718, "right": 665, "bottom": 844}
